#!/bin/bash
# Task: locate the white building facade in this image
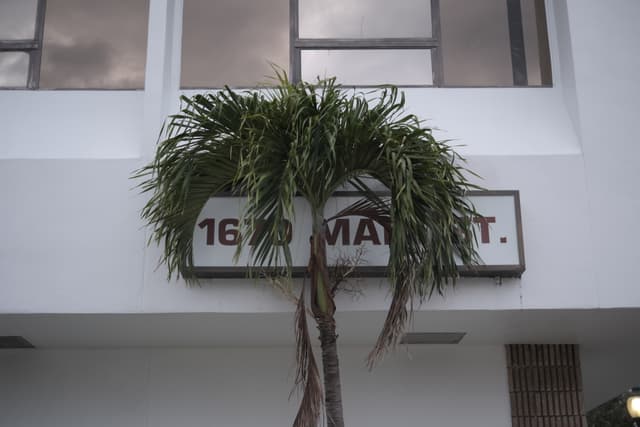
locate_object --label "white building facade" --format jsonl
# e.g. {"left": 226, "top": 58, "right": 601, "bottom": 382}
{"left": 1, "top": 1, "right": 640, "bottom": 426}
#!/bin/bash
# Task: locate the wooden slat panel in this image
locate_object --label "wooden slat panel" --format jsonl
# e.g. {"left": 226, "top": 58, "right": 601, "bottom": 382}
{"left": 506, "top": 345, "right": 584, "bottom": 427}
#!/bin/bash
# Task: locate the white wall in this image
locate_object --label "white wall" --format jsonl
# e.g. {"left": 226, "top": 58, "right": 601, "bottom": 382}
{"left": 0, "top": 155, "right": 596, "bottom": 314}
{"left": 564, "top": 0, "right": 640, "bottom": 308}
{"left": 0, "top": 0, "right": 639, "bottom": 316}
{"left": 0, "top": 91, "right": 144, "bottom": 159}
{"left": 0, "top": 345, "right": 510, "bottom": 427}
{"left": 3, "top": 2, "right": 640, "bottom": 423}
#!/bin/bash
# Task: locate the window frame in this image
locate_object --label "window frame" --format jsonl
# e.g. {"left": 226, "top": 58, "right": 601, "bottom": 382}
{"left": 290, "top": 0, "right": 444, "bottom": 87}
{"left": 0, "top": 0, "right": 551, "bottom": 90}
{"left": 289, "top": 0, "right": 551, "bottom": 88}
{"left": 0, "top": 0, "right": 46, "bottom": 89}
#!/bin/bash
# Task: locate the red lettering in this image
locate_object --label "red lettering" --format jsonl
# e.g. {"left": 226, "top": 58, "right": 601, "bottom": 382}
{"left": 198, "top": 218, "right": 216, "bottom": 245}
{"left": 219, "top": 218, "right": 239, "bottom": 245}
{"left": 354, "top": 218, "right": 381, "bottom": 245}
{"left": 473, "top": 216, "right": 496, "bottom": 244}
{"left": 326, "top": 218, "right": 350, "bottom": 246}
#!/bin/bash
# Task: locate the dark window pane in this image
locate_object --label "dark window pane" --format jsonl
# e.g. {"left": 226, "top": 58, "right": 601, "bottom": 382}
{"left": 522, "top": 0, "right": 552, "bottom": 86}
{"left": 521, "top": 0, "right": 540, "bottom": 85}
{"left": 0, "top": 52, "right": 29, "bottom": 87}
{"left": 181, "top": 0, "right": 289, "bottom": 88}
{"left": 440, "top": 0, "right": 513, "bottom": 86}
{"left": 0, "top": 0, "right": 38, "bottom": 40}
{"left": 301, "top": 49, "right": 432, "bottom": 86}
{"left": 440, "top": 0, "right": 551, "bottom": 87}
{"left": 40, "top": 0, "right": 149, "bottom": 89}
{"left": 299, "top": 0, "right": 431, "bottom": 38}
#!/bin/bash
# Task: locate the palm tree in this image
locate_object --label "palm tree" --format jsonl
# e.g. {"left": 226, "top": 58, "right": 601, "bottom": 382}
{"left": 135, "top": 74, "right": 479, "bottom": 427}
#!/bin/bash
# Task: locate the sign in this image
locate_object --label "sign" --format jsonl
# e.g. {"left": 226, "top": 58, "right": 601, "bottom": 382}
{"left": 192, "top": 190, "right": 525, "bottom": 278}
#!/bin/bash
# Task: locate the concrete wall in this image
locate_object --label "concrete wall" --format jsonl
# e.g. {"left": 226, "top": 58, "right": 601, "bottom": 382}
{"left": 2, "top": 0, "right": 640, "bottom": 423}
{"left": 0, "top": 0, "right": 626, "bottom": 315}
{"left": 564, "top": 0, "right": 640, "bottom": 308}
{"left": 0, "top": 345, "right": 510, "bottom": 427}
{"left": 0, "top": 0, "right": 639, "bottom": 379}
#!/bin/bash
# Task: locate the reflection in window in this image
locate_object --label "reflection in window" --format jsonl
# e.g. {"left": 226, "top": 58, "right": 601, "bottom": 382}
{"left": 521, "top": 0, "right": 551, "bottom": 86}
{"left": 181, "top": 0, "right": 289, "bottom": 88}
{"left": 440, "top": 0, "right": 551, "bottom": 86}
{"left": 0, "top": 0, "right": 40, "bottom": 88}
{"left": 302, "top": 50, "right": 432, "bottom": 86}
{"left": 440, "top": 0, "right": 513, "bottom": 86}
{"left": 0, "top": 52, "right": 30, "bottom": 88}
{"left": 294, "top": 0, "right": 551, "bottom": 87}
{"left": 299, "top": 0, "right": 432, "bottom": 39}
{"left": 0, "top": 0, "right": 38, "bottom": 40}
{"left": 40, "top": 0, "right": 149, "bottom": 89}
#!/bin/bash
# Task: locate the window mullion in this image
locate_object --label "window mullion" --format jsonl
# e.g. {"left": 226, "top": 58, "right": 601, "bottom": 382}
{"left": 295, "top": 38, "right": 438, "bottom": 50}
{"left": 534, "top": 0, "right": 552, "bottom": 85}
{"left": 430, "top": 0, "right": 443, "bottom": 87}
{"left": 0, "top": 40, "right": 39, "bottom": 51}
{"left": 506, "top": 0, "right": 528, "bottom": 86}
{"left": 290, "top": 0, "right": 301, "bottom": 83}
{"left": 27, "top": 0, "right": 46, "bottom": 89}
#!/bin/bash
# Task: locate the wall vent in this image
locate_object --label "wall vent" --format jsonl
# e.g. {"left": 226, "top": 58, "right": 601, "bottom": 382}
{"left": 399, "top": 332, "right": 466, "bottom": 345}
{"left": 0, "top": 336, "right": 35, "bottom": 349}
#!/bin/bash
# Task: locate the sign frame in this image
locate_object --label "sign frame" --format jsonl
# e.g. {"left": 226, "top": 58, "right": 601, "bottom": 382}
{"left": 191, "top": 190, "right": 525, "bottom": 279}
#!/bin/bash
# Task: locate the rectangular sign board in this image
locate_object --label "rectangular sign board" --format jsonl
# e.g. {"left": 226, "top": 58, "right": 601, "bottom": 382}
{"left": 192, "top": 190, "right": 525, "bottom": 278}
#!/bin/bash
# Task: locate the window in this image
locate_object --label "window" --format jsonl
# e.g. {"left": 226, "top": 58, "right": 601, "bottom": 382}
{"left": 182, "top": 0, "right": 551, "bottom": 88}
{"left": 181, "top": 0, "right": 289, "bottom": 88}
{"left": 296, "top": 0, "right": 435, "bottom": 85}
{"left": 0, "top": 0, "right": 44, "bottom": 88}
{"left": 440, "top": 0, "right": 552, "bottom": 86}
{"left": 0, "top": 0, "right": 149, "bottom": 89}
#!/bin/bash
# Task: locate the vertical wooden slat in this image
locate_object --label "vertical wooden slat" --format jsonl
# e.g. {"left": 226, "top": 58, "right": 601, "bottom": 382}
{"left": 532, "top": 345, "right": 540, "bottom": 392}
{"left": 506, "top": 345, "right": 585, "bottom": 427}
{"left": 540, "top": 345, "right": 548, "bottom": 418}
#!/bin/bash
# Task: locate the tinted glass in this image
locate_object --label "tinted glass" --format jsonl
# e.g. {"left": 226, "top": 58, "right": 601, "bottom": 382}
{"left": 440, "top": 0, "right": 513, "bottom": 86}
{"left": 301, "top": 49, "right": 433, "bottom": 86}
{"left": 0, "top": 52, "right": 29, "bottom": 87}
{"left": 40, "top": 0, "right": 149, "bottom": 89}
{"left": 299, "top": 0, "right": 432, "bottom": 38}
{"left": 181, "top": 0, "right": 289, "bottom": 88}
{"left": 522, "top": 0, "right": 551, "bottom": 86}
{"left": 0, "top": 0, "right": 38, "bottom": 40}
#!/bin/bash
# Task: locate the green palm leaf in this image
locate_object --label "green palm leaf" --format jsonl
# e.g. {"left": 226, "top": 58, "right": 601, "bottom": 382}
{"left": 134, "top": 72, "right": 481, "bottom": 427}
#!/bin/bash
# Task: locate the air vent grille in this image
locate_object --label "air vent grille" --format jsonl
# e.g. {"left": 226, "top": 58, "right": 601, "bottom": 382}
{"left": 400, "top": 332, "right": 466, "bottom": 344}
{"left": 0, "top": 336, "right": 35, "bottom": 349}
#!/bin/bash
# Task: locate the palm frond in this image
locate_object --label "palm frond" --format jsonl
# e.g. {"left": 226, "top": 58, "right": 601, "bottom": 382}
{"left": 292, "top": 283, "right": 323, "bottom": 427}
{"left": 135, "top": 72, "right": 481, "bottom": 366}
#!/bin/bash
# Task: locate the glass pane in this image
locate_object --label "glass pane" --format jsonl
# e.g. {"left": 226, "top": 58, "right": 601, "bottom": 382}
{"left": 0, "top": 52, "right": 29, "bottom": 87}
{"left": 40, "top": 0, "right": 149, "bottom": 89}
{"left": 300, "top": 0, "right": 431, "bottom": 38}
{"left": 441, "top": 0, "right": 513, "bottom": 86}
{"left": 0, "top": 0, "right": 38, "bottom": 39}
{"left": 522, "top": 0, "right": 552, "bottom": 86}
{"left": 301, "top": 49, "right": 432, "bottom": 86}
{"left": 181, "top": 0, "right": 289, "bottom": 88}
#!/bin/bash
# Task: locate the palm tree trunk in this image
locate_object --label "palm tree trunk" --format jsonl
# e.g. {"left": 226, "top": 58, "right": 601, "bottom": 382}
{"left": 309, "top": 211, "right": 345, "bottom": 427}
{"left": 317, "top": 316, "right": 345, "bottom": 427}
